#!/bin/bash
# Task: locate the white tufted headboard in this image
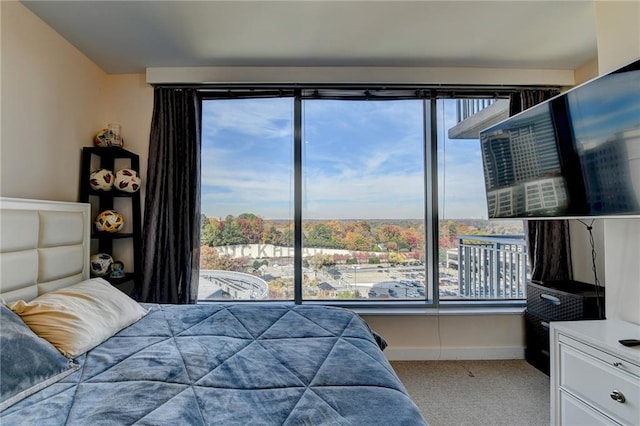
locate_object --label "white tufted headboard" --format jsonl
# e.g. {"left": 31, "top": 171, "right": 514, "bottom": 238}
{"left": 0, "top": 197, "right": 91, "bottom": 303}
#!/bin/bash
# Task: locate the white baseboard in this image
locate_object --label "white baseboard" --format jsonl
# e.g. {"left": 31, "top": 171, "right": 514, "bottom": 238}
{"left": 384, "top": 346, "right": 525, "bottom": 361}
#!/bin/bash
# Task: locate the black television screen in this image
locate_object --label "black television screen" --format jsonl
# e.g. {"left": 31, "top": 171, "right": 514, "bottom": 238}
{"left": 480, "top": 58, "right": 640, "bottom": 219}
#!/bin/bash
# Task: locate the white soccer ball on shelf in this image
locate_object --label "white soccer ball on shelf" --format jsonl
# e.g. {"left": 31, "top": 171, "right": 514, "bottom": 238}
{"left": 94, "top": 209, "right": 125, "bottom": 233}
{"left": 114, "top": 169, "right": 141, "bottom": 193}
{"left": 90, "top": 253, "right": 113, "bottom": 276}
{"left": 89, "top": 169, "right": 114, "bottom": 191}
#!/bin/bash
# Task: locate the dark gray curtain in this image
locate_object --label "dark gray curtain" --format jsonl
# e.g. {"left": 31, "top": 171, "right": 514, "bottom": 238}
{"left": 508, "top": 89, "right": 560, "bottom": 117}
{"left": 525, "top": 220, "right": 573, "bottom": 282}
{"left": 510, "top": 89, "right": 573, "bottom": 282}
{"left": 139, "top": 88, "right": 201, "bottom": 304}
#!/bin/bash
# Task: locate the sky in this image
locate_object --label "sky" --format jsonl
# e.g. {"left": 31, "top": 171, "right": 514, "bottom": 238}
{"left": 201, "top": 97, "right": 489, "bottom": 221}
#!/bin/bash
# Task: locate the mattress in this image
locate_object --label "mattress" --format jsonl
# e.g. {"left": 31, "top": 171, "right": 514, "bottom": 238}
{"left": 1, "top": 303, "right": 427, "bottom": 425}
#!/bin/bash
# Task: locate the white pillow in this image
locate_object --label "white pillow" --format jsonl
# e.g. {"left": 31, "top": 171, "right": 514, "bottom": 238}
{"left": 7, "top": 278, "right": 149, "bottom": 358}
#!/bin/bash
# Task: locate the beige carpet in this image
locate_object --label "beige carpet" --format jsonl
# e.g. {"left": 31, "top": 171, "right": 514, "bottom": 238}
{"left": 390, "top": 360, "right": 550, "bottom": 426}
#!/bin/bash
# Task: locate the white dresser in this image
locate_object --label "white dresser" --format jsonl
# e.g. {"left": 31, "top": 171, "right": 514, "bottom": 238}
{"left": 550, "top": 320, "right": 640, "bottom": 425}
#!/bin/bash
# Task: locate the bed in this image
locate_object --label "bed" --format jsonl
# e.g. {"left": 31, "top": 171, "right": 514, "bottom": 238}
{"left": 0, "top": 197, "right": 427, "bottom": 425}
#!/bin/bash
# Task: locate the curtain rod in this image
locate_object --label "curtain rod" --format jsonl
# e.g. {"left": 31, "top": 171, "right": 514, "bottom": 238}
{"left": 151, "top": 82, "right": 561, "bottom": 93}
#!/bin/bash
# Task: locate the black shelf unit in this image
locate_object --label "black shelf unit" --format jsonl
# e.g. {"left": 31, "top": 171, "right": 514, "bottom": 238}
{"left": 525, "top": 280, "right": 605, "bottom": 375}
{"left": 80, "top": 147, "right": 142, "bottom": 297}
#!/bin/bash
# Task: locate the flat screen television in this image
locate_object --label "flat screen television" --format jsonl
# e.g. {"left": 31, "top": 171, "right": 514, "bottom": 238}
{"left": 479, "top": 58, "right": 640, "bottom": 219}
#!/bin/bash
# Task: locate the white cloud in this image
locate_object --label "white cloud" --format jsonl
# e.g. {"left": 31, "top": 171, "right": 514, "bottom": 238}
{"left": 201, "top": 97, "right": 490, "bottom": 220}
{"left": 202, "top": 98, "right": 293, "bottom": 140}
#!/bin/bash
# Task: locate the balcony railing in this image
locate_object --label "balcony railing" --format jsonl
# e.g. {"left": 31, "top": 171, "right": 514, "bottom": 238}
{"left": 457, "top": 234, "right": 528, "bottom": 300}
{"left": 455, "top": 99, "right": 497, "bottom": 123}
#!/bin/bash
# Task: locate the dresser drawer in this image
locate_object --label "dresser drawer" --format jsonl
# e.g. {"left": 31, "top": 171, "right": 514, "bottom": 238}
{"left": 559, "top": 335, "right": 640, "bottom": 379}
{"left": 559, "top": 340, "right": 640, "bottom": 425}
{"left": 560, "top": 390, "right": 622, "bottom": 426}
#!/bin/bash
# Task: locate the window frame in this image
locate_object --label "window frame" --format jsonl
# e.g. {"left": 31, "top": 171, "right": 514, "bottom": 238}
{"left": 198, "top": 84, "right": 553, "bottom": 309}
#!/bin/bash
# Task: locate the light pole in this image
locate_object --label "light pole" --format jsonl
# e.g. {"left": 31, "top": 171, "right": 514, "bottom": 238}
{"left": 352, "top": 265, "right": 359, "bottom": 292}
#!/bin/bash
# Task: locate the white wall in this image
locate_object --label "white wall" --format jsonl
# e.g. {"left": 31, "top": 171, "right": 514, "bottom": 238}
{"left": 103, "top": 74, "right": 154, "bottom": 217}
{"left": 0, "top": 4, "right": 154, "bottom": 205}
{"left": 0, "top": 3, "right": 154, "bottom": 268}
{"left": 578, "top": 1, "right": 640, "bottom": 325}
{"left": 365, "top": 312, "right": 524, "bottom": 361}
{"left": 603, "top": 220, "right": 640, "bottom": 324}
{"left": 567, "top": 1, "right": 640, "bottom": 326}
{"left": 569, "top": 220, "right": 606, "bottom": 286}
{"left": 0, "top": 2, "right": 108, "bottom": 201}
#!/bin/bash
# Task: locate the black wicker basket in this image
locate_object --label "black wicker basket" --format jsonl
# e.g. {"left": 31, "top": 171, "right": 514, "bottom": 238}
{"left": 526, "top": 280, "right": 604, "bottom": 320}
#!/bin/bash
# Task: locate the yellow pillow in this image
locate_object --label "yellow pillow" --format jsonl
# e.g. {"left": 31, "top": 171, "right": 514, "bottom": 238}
{"left": 7, "top": 278, "right": 148, "bottom": 358}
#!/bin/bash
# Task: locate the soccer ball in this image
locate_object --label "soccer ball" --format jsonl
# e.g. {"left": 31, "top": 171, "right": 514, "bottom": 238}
{"left": 114, "top": 169, "right": 141, "bottom": 193}
{"left": 90, "top": 253, "right": 113, "bottom": 276}
{"left": 94, "top": 128, "right": 124, "bottom": 147}
{"left": 89, "top": 169, "right": 114, "bottom": 191}
{"left": 94, "top": 210, "right": 125, "bottom": 233}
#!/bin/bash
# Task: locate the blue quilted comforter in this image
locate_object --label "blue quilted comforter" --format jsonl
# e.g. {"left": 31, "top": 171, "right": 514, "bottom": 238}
{"left": 2, "top": 303, "right": 427, "bottom": 425}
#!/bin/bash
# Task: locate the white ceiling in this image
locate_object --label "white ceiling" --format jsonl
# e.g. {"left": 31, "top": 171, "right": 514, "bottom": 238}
{"left": 22, "top": 0, "right": 598, "bottom": 75}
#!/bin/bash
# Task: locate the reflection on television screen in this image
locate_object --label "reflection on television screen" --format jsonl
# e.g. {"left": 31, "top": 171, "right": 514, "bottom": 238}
{"left": 480, "top": 58, "right": 640, "bottom": 219}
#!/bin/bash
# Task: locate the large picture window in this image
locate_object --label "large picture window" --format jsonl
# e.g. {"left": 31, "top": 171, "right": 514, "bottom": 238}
{"left": 199, "top": 88, "right": 527, "bottom": 305}
{"left": 200, "top": 97, "right": 295, "bottom": 300}
{"left": 302, "top": 99, "right": 426, "bottom": 301}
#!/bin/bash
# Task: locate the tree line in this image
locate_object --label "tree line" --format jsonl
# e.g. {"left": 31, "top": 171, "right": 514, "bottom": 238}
{"left": 200, "top": 212, "right": 509, "bottom": 251}
{"left": 199, "top": 213, "right": 522, "bottom": 271}
{"left": 201, "top": 213, "right": 432, "bottom": 252}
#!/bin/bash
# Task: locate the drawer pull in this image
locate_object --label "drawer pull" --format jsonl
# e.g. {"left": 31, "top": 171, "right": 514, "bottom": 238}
{"left": 540, "top": 293, "right": 561, "bottom": 305}
{"left": 540, "top": 321, "right": 550, "bottom": 329}
{"left": 612, "top": 361, "right": 623, "bottom": 368}
{"left": 610, "top": 390, "right": 626, "bottom": 403}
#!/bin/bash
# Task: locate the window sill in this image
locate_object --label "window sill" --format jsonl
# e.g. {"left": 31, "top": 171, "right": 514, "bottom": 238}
{"left": 353, "top": 306, "right": 525, "bottom": 316}
{"left": 197, "top": 299, "right": 526, "bottom": 316}
{"left": 305, "top": 299, "right": 526, "bottom": 315}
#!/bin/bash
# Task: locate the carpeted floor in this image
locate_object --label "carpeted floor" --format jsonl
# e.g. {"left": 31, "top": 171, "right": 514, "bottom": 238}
{"left": 390, "top": 360, "right": 550, "bottom": 426}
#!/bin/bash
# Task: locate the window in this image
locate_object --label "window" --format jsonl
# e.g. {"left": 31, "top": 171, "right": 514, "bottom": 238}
{"left": 199, "top": 88, "right": 528, "bottom": 305}
{"left": 302, "top": 99, "right": 425, "bottom": 301}
{"left": 437, "top": 99, "right": 527, "bottom": 301}
{"left": 200, "top": 98, "right": 294, "bottom": 300}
